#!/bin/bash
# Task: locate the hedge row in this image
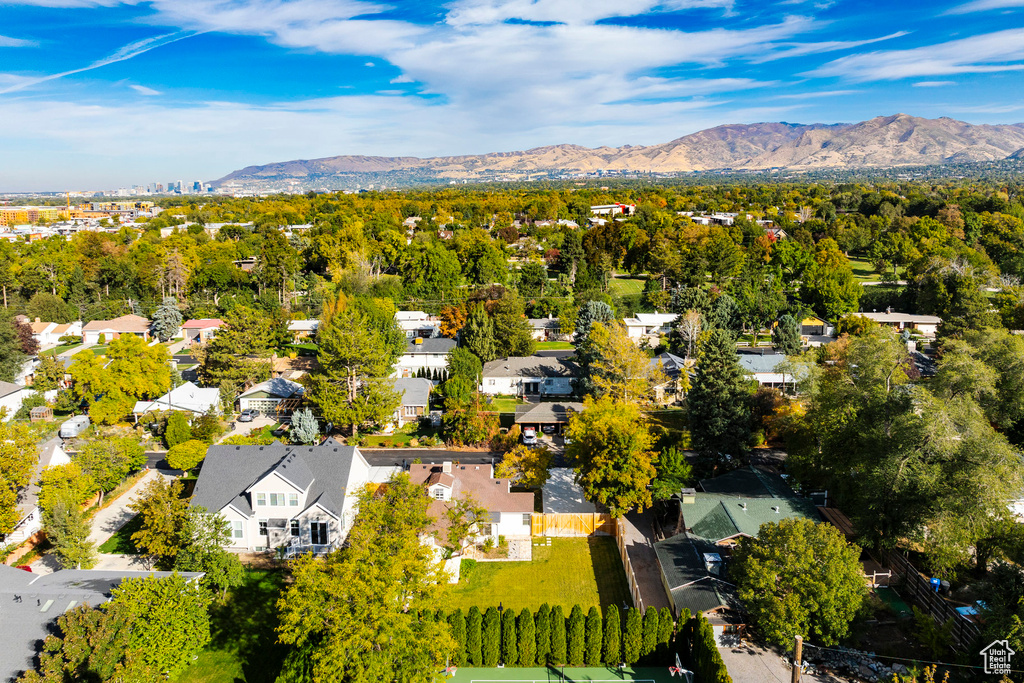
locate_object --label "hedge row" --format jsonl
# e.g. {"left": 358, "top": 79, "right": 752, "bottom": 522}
{"left": 674, "top": 610, "right": 733, "bottom": 683}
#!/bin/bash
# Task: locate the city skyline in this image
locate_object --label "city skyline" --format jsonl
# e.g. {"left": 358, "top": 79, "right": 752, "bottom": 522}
{"left": 3, "top": 0, "right": 1024, "bottom": 190}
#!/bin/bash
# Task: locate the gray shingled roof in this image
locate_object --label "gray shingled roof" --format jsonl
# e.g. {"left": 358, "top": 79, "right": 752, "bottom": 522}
{"left": 191, "top": 438, "right": 363, "bottom": 518}
{"left": 514, "top": 401, "right": 584, "bottom": 424}
{"left": 404, "top": 337, "right": 456, "bottom": 354}
{"left": 482, "top": 355, "right": 577, "bottom": 378}
{"left": 394, "top": 377, "right": 431, "bottom": 407}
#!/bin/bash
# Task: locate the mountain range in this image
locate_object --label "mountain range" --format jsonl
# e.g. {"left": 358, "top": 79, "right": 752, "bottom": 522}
{"left": 214, "top": 114, "right": 1024, "bottom": 188}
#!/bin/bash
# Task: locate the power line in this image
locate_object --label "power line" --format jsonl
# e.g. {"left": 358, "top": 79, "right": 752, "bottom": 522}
{"left": 801, "top": 641, "right": 1024, "bottom": 674}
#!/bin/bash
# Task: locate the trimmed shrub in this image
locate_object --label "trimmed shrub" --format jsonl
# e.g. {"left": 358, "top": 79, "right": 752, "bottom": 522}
{"left": 641, "top": 606, "right": 659, "bottom": 661}
{"left": 535, "top": 604, "right": 551, "bottom": 665}
{"left": 691, "top": 613, "right": 732, "bottom": 683}
{"left": 657, "top": 607, "right": 674, "bottom": 659}
{"left": 518, "top": 608, "right": 536, "bottom": 667}
{"left": 483, "top": 607, "right": 500, "bottom": 666}
{"left": 603, "top": 604, "right": 621, "bottom": 665}
{"left": 501, "top": 608, "right": 517, "bottom": 666}
{"left": 550, "top": 605, "right": 567, "bottom": 664}
{"left": 467, "top": 607, "right": 483, "bottom": 666}
{"left": 585, "top": 607, "right": 602, "bottom": 666}
{"left": 567, "top": 605, "right": 584, "bottom": 666}
{"left": 623, "top": 607, "right": 642, "bottom": 665}
{"left": 449, "top": 609, "right": 467, "bottom": 666}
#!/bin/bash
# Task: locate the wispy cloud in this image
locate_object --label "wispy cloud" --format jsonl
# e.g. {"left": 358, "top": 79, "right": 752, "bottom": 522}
{"left": 913, "top": 80, "right": 955, "bottom": 87}
{"left": 806, "top": 28, "right": 1024, "bottom": 81}
{"left": 0, "top": 31, "right": 197, "bottom": 95}
{"left": 773, "top": 89, "right": 859, "bottom": 99}
{"left": 751, "top": 31, "right": 908, "bottom": 63}
{"left": 945, "top": 0, "right": 1024, "bottom": 14}
{"left": 129, "top": 84, "right": 162, "bottom": 95}
{"left": 0, "top": 35, "right": 37, "bottom": 47}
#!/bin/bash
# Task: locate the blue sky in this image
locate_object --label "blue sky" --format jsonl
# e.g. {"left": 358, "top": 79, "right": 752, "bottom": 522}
{"left": 2, "top": 0, "right": 1024, "bottom": 190}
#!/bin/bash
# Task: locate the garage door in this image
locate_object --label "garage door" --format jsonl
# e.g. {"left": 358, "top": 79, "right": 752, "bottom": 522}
{"left": 243, "top": 399, "right": 279, "bottom": 415}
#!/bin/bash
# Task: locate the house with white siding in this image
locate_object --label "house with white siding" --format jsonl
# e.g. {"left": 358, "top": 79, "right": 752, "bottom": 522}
{"left": 622, "top": 312, "right": 677, "bottom": 343}
{"left": 3, "top": 441, "right": 70, "bottom": 547}
{"left": 81, "top": 314, "right": 151, "bottom": 344}
{"left": 394, "top": 337, "right": 457, "bottom": 378}
{"left": 480, "top": 354, "right": 576, "bottom": 397}
{"left": 191, "top": 439, "right": 393, "bottom": 556}
{"left": 28, "top": 319, "right": 82, "bottom": 347}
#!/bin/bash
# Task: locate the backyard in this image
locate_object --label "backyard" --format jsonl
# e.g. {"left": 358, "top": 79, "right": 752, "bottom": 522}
{"left": 446, "top": 537, "right": 631, "bottom": 613}
{"left": 535, "top": 341, "right": 574, "bottom": 350}
{"left": 482, "top": 395, "right": 525, "bottom": 413}
{"left": 361, "top": 421, "right": 440, "bottom": 447}
{"left": 607, "top": 276, "right": 645, "bottom": 297}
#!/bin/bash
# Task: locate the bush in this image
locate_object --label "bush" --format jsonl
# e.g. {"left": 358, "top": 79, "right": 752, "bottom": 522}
{"left": 467, "top": 607, "right": 483, "bottom": 666}
{"left": 567, "top": 605, "right": 585, "bottom": 665}
{"left": 164, "top": 411, "right": 191, "bottom": 449}
{"left": 550, "top": 605, "right": 567, "bottom": 664}
{"left": 502, "top": 607, "right": 517, "bottom": 666}
{"left": 482, "top": 607, "right": 500, "bottom": 666}
{"left": 166, "top": 440, "right": 207, "bottom": 473}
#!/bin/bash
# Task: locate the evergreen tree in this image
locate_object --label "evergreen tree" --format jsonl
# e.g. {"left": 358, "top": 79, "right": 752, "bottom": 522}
{"left": 501, "top": 608, "right": 517, "bottom": 666}
{"left": 535, "top": 604, "right": 551, "bottom": 665}
{"left": 483, "top": 607, "right": 500, "bottom": 666}
{"left": 42, "top": 491, "right": 97, "bottom": 569}
{"left": 462, "top": 302, "right": 496, "bottom": 363}
{"left": 585, "top": 606, "right": 602, "bottom": 666}
{"left": 449, "top": 610, "right": 467, "bottom": 666}
{"left": 623, "top": 607, "right": 642, "bottom": 665}
{"left": 603, "top": 604, "right": 621, "bottom": 665}
{"left": 641, "top": 606, "right": 659, "bottom": 662}
{"left": 518, "top": 607, "right": 535, "bottom": 667}
{"left": 572, "top": 300, "right": 616, "bottom": 396}
{"left": 657, "top": 607, "right": 674, "bottom": 660}
{"left": 772, "top": 314, "right": 802, "bottom": 355}
{"left": 567, "top": 605, "right": 585, "bottom": 666}
{"left": 290, "top": 407, "right": 320, "bottom": 445}
{"left": 688, "top": 328, "right": 752, "bottom": 466}
{"left": 550, "top": 605, "right": 567, "bottom": 664}
{"left": 467, "top": 607, "right": 483, "bottom": 666}
{"left": 152, "top": 296, "right": 183, "bottom": 342}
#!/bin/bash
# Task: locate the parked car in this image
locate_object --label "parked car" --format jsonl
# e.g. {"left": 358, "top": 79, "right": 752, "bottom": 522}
{"left": 541, "top": 424, "right": 556, "bottom": 435}
{"left": 522, "top": 427, "right": 537, "bottom": 445}
{"left": 238, "top": 409, "right": 258, "bottom": 422}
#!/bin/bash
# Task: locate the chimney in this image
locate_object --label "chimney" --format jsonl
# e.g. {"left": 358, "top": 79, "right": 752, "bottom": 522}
{"left": 442, "top": 461, "right": 452, "bottom": 474}
{"left": 34, "top": 317, "right": 41, "bottom": 323}
{"left": 680, "top": 487, "right": 697, "bottom": 504}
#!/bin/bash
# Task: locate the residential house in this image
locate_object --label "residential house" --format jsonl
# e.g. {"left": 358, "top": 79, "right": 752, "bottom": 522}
{"left": 514, "top": 401, "right": 583, "bottom": 435}
{"left": 622, "top": 312, "right": 678, "bottom": 344}
{"left": 132, "top": 381, "right": 222, "bottom": 418}
{"left": 191, "top": 438, "right": 388, "bottom": 555}
{"left": 237, "top": 377, "right": 304, "bottom": 416}
{"left": 81, "top": 314, "right": 151, "bottom": 344}
{"left": 393, "top": 377, "right": 432, "bottom": 428}
{"left": 800, "top": 315, "right": 834, "bottom": 338}
{"left": 861, "top": 310, "right": 941, "bottom": 337}
{"left": 650, "top": 352, "right": 689, "bottom": 404}
{"left": 28, "top": 319, "right": 82, "bottom": 347}
{"left": 0, "top": 566, "right": 204, "bottom": 683}
{"left": 408, "top": 461, "right": 535, "bottom": 545}
{"left": 527, "top": 317, "right": 568, "bottom": 342}
{"left": 654, "top": 534, "right": 744, "bottom": 640}
{"left": 480, "top": 354, "right": 576, "bottom": 397}
{"left": 394, "top": 337, "right": 457, "bottom": 379}
{"left": 395, "top": 311, "right": 441, "bottom": 339}
{"left": 3, "top": 441, "right": 71, "bottom": 547}
{"left": 765, "top": 227, "right": 788, "bottom": 241}
{"left": 737, "top": 351, "right": 799, "bottom": 391}
{"left": 287, "top": 319, "right": 319, "bottom": 343}
{"left": 181, "top": 318, "right": 223, "bottom": 344}
{"left": 0, "top": 381, "right": 54, "bottom": 420}
{"left": 590, "top": 204, "right": 636, "bottom": 216}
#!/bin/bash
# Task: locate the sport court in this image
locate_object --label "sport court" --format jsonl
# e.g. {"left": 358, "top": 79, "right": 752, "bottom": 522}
{"left": 446, "top": 667, "right": 680, "bottom": 683}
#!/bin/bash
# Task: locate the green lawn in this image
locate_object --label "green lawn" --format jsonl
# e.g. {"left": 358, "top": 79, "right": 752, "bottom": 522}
{"left": 98, "top": 514, "right": 142, "bottom": 554}
{"left": 484, "top": 397, "right": 523, "bottom": 413}
{"left": 90, "top": 345, "right": 110, "bottom": 356}
{"left": 607, "top": 277, "right": 645, "bottom": 296}
{"left": 44, "top": 343, "right": 81, "bottom": 356}
{"left": 175, "top": 569, "right": 290, "bottom": 683}
{"left": 362, "top": 423, "right": 439, "bottom": 447}
{"left": 849, "top": 256, "right": 881, "bottom": 283}
{"left": 446, "top": 537, "right": 631, "bottom": 613}
{"left": 536, "top": 341, "right": 574, "bottom": 350}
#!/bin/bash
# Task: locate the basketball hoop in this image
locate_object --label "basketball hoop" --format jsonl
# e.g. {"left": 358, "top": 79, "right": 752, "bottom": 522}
{"left": 669, "top": 666, "right": 684, "bottom": 677}
{"left": 444, "top": 665, "right": 457, "bottom": 677}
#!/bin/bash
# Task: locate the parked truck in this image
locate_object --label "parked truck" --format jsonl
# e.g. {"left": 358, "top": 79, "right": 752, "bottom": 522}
{"left": 59, "top": 415, "right": 90, "bottom": 439}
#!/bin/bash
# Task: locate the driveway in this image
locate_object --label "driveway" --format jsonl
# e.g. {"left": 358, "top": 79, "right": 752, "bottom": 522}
{"left": 217, "top": 415, "right": 275, "bottom": 442}
{"left": 621, "top": 508, "right": 671, "bottom": 611}
{"left": 719, "top": 640, "right": 845, "bottom": 683}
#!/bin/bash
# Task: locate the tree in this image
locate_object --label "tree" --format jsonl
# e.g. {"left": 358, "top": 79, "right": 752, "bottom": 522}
{"left": 305, "top": 299, "right": 401, "bottom": 436}
{"left": 166, "top": 440, "right": 207, "bottom": 474}
{"left": 32, "top": 354, "right": 66, "bottom": 392}
{"left": 535, "top": 604, "right": 551, "bottom": 665}
{"left": 572, "top": 300, "right": 615, "bottom": 396}
{"left": 772, "top": 314, "right": 801, "bottom": 355}
{"left": 0, "top": 315, "right": 26, "bottom": 383}
{"left": 42, "top": 491, "right": 97, "bottom": 569}
{"left": 0, "top": 422, "right": 41, "bottom": 534}
{"left": 290, "top": 408, "right": 320, "bottom": 445}
{"left": 442, "top": 394, "right": 499, "bottom": 446}
{"left": 588, "top": 321, "right": 667, "bottom": 403}
{"left": 495, "top": 444, "right": 554, "bottom": 488}
{"left": 603, "top": 604, "right": 621, "bottom": 665}
{"left": 802, "top": 239, "right": 861, "bottom": 319}
{"left": 404, "top": 241, "right": 463, "bottom": 301}
{"left": 151, "top": 297, "right": 182, "bottom": 342}
{"left": 733, "top": 518, "right": 866, "bottom": 648}
{"left": 652, "top": 446, "right": 692, "bottom": 500}
{"left": 449, "top": 610, "right": 467, "bottom": 666}
{"left": 550, "top": 605, "right": 567, "bottom": 664}
{"left": 518, "top": 608, "right": 535, "bottom": 667}
{"left": 70, "top": 334, "right": 172, "bottom": 425}
{"left": 641, "top": 606, "right": 659, "bottom": 661}
{"left": 623, "top": 607, "right": 642, "bottom": 665}
{"left": 164, "top": 411, "right": 192, "bottom": 448}
{"left": 467, "top": 607, "right": 483, "bottom": 666}
{"left": 26, "top": 291, "right": 75, "bottom": 323}
{"left": 565, "top": 396, "right": 657, "bottom": 516}
{"left": 439, "top": 304, "right": 467, "bottom": 338}
{"left": 585, "top": 606, "right": 602, "bottom": 666}
{"left": 194, "top": 305, "right": 278, "bottom": 392}
{"left": 483, "top": 607, "right": 500, "bottom": 666}
{"left": 129, "top": 478, "right": 191, "bottom": 568}
{"left": 462, "top": 302, "right": 496, "bottom": 363}
{"left": 501, "top": 607, "right": 517, "bottom": 666}
{"left": 657, "top": 607, "right": 674, "bottom": 658}
{"left": 276, "top": 473, "right": 455, "bottom": 682}
{"left": 490, "top": 294, "right": 536, "bottom": 357}
{"left": 444, "top": 494, "right": 487, "bottom": 551}
{"left": 688, "top": 328, "right": 752, "bottom": 465}
{"left": 14, "top": 316, "right": 40, "bottom": 355}
{"left": 38, "top": 462, "right": 95, "bottom": 518}
{"left": 75, "top": 437, "right": 145, "bottom": 492}
{"left": 567, "top": 605, "right": 585, "bottom": 665}
{"left": 676, "top": 310, "right": 702, "bottom": 359}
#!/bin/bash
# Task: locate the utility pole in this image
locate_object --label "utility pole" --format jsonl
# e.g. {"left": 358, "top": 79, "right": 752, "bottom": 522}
{"left": 791, "top": 635, "right": 803, "bottom": 683}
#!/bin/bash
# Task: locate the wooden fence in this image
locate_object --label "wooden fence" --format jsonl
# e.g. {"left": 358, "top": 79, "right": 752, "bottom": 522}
{"left": 614, "top": 518, "right": 645, "bottom": 612}
{"left": 531, "top": 513, "right": 614, "bottom": 537}
{"left": 880, "top": 549, "right": 981, "bottom": 652}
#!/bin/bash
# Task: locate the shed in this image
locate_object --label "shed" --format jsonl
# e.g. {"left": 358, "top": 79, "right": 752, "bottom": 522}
{"left": 29, "top": 406, "right": 52, "bottom": 422}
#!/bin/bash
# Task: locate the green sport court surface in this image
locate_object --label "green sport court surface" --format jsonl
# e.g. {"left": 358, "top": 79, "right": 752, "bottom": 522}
{"left": 446, "top": 667, "right": 679, "bottom": 683}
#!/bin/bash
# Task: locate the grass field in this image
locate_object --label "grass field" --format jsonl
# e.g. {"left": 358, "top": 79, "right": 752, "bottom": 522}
{"left": 848, "top": 256, "right": 881, "bottom": 283}
{"left": 447, "top": 667, "right": 678, "bottom": 683}
{"left": 363, "top": 423, "right": 439, "bottom": 447}
{"left": 90, "top": 345, "right": 110, "bottom": 356}
{"left": 44, "top": 343, "right": 81, "bottom": 356}
{"left": 446, "top": 537, "right": 630, "bottom": 613}
{"left": 607, "top": 277, "right": 645, "bottom": 297}
{"left": 536, "top": 341, "right": 574, "bottom": 350}
{"left": 98, "top": 514, "right": 142, "bottom": 554}
{"left": 176, "top": 569, "right": 289, "bottom": 683}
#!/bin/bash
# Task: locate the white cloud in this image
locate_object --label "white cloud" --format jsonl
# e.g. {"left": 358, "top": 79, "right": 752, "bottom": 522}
{"left": 2, "top": 0, "right": 129, "bottom": 6}
{"left": 129, "top": 84, "right": 162, "bottom": 95}
{"left": 0, "top": 35, "right": 37, "bottom": 47}
{"left": 806, "top": 28, "right": 1024, "bottom": 81}
{"left": 750, "top": 31, "right": 908, "bottom": 63}
{"left": 945, "top": 0, "right": 1024, "bottom": 14}
{"left": 772, "top": 89, "right": 860, "bottom": 99}
{"left": 912, "top": 80, "right": 955, "bottom": 87}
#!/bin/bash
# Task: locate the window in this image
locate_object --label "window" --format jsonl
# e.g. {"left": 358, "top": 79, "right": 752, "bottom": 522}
{"left": 478, "top": 523, "right": 492, "bottom": 536}
{"left": 310, "top": 521, "right": 329, "bottom": 545}
{"left": 258, "top": 521, "right": 268, "bottom": 536}
{"left": 271, "top": 493, "right": 285, "bottom": 506}
{"left": 433, "top": 488, "right": 445, "bottom": 500}
{"left": 404, "top": 406, "right": 417, "bottom": 416}
{"left": 231, "top": 521, "right": 243, "bottom": 539}
{"left": 522, "top": 513, "right": 532, "bottom": 526}
{"left": 488, "top": 379, "right": 496, "bottom": 386}
{"left": 255, "top": 493, "right": 266, "bottom": 506}
{"left": 288, "top": 493, "right": 298, "bottom": 507}
{"left": 290, "top": 520, "right": 300, "bottom": 537}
